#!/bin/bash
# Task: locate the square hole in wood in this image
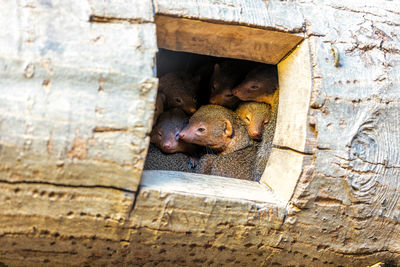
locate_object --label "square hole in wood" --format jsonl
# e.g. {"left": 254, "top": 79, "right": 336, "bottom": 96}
{"left": 143, "top": 15, "right": 312, "bottom": 203}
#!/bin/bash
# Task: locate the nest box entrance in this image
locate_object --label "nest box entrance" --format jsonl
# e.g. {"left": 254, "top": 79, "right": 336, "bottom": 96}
{"left": 145, "top": 15, "right": 312, "bottom": 202}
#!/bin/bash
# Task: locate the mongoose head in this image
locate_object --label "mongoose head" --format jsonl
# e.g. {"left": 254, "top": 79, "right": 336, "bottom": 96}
{"left": 152, "top": 92, "right": 166, "bottom": 127}
{"left": 151, "top": 108, "right": 197, "bottom": 154}
{"left": 209, "top": 63, "right": 240, "bottom": 108}
{"left": 158, "top": 71, "right": 200, "bottom": 115}
{"left": 236, "top": 102, "right": 271, "bottom": 141}
{"left": 179, "top": 105, "right": 251, "bottom": 154}
{"left": 232, "top": 66, "right": 278, "bottom": 105}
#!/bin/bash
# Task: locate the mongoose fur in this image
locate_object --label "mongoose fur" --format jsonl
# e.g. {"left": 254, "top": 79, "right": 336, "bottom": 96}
{"left": 231, "top": 65, "right": 279, "bottom": 179}
{"left": 158, "top": 71, "right": 200, "bottom": 115}
{"left": 208, "top": 61, "right": 245, "bottom": 109}
{"left": 178, "top": 105, "right": 257, "bottom": 180}
{"left": 232, "top": 65, "right": 278, "bottom": 106}
{"left": 143, "top": 144, "right": 195, "bottom": 172}
{"left": 235, "top": 102, "right": 272, "bottom": 141}
{"left": 152, "top": 92, "right": 166, "bottom": 127}
{"left": 150, "top": 108, "right": 198, "bottom": 154}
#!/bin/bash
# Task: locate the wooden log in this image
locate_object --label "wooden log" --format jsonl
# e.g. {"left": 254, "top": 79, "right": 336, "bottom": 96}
{"left": 0, "top": 1, "right": 158, "bottom": 191}
{"left": 0, "top": 0, "right": 400, "bottom": 266}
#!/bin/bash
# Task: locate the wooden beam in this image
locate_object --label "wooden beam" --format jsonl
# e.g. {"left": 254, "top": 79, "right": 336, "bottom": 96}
{"left": 155, "top": 15, "right": 303, "bottom": 64}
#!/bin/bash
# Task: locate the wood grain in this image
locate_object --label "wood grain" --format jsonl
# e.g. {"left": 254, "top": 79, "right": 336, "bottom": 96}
{"left": 347, "top": 106, "right": 400, "bottom": 249}
{"left": 155, "top": 15, "right": 303, "bottom": 64}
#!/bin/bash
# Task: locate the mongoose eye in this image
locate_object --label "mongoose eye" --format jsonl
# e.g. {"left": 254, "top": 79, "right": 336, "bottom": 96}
{"left": 197, "top": 127, "right": 205, "bottom": 133}
{"left": 225, "top": 93, "right": 234, "bottom": 97}
{"left": 193, "top": 96, "right": 197, "bottom": 102}
{"left": 175, "top": 97, "right": 182, "bottom": 103}
{"left": 175, "top": 131, "right": 180, "bottom": 140}
{"left": 250, "top": 85, "right": 259, "bottom": 90}
{"left": 245, "top": 116, "right": 250, "bottom": 122}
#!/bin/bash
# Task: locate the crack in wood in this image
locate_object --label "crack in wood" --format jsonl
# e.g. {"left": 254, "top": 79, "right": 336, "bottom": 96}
{"left": 0, "top": 179, "right": 136, "bottom": 194}
{"left": 274, "top": 145, "right": 312, "bottom": 155}
{"left": 89, "top": 15, "right": 153, "bottom": 25}
{"left": 20, "top": 249, "right": 78, "bottom": 255}
{"left": 92, "top": 126, "right": 128, "bottom": 133}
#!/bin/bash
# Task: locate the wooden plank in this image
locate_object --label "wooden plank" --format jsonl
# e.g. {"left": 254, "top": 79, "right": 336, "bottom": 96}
{"left": 260, "top": 148, "right": 305, "bottom": 202}
{"left": 155, "top": 15, "right": 303, "bottom": 64}
{"left": 130, "top": 170, "right": 286, "bottom": 238}
{"left": 274, "top": 40, "right": 312, "bottom": 153}
{"left": 154, "top": 0, "right": 305, "bottom": 33}
{"left": 140, "top": 170, "right": 283, "bottom": 204}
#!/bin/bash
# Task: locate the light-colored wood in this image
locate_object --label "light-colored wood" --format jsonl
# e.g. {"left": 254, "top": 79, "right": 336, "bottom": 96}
{"left": 275, "top": 40, "right": 312, "bottom": 153}
{"left": 260, "top": 148, "right": 305, "bottom": 202}
{"left": 259, "top": 41, "right": 313, "bottom": 196}
{"left": 140, "top": 170, "right": 282, "bottom": 204}
{"left": 154, "top": 0, "right": 305, "bottom": 33}
{"left": 1, "top": 0, "right": 400, "bottom": 266}
{"left": 155, "top": 15, "right": 303, "bottom": 64}
{"left": 89, "top": 0, "right": 154, "bottom": 22}
{"left": 0, "top": 1, "right": 158, "bottom": 191}
{"left": 0, "top": 182, "right": 134, "bottom": 241}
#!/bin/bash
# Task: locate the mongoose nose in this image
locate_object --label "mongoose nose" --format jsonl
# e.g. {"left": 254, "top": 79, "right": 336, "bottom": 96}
{"left": 163, "top": 143, "right": 171, "bottom": 150}
{"left": 187, "top": 107, "right": 196, "bottom": 114}
{"left": 251, "top": 131, "right": 261, "bottom": 139}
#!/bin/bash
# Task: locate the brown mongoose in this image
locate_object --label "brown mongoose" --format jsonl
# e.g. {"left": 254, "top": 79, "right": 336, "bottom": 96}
{"left": 150, "top": 108, "right": 198, "bottom": 154}
{"left": 232, "top": 65, "right": 278, "bottom": 106}
{"left": 178, "top": 105, "right": 257, "bottom": 180}
{"left": 235, "top": 102, "right": 272, "bottom": 141}
{"left": 208, "top": 61, "right": 246, "bottom": 109}
{"left": 158, "top": 71, "right": 200, "bottom": 115}
{"left": 242, "top": 90, "right": 278, "bottom": 179}
{"left": 152, "top": 92, "right": 166, "bottom": 127}
{"left": 253, "top": 90, "right": 279, "bottom": 178}
{"left": 143, "top": 144, "right": 196, "bottom": 172}
{"left": 231, "top": 65, "right": 279, "bottom": 179}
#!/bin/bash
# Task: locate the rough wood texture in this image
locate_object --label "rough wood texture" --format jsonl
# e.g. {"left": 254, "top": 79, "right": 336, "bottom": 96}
{"left": 154, "top": 0, "right": 305, "bottom": 33}
{"left": 0, "top": 0, "right": 158, "bottom": 191}
{"left": 89, "top": 0, "right": 154, "bottom": 22}
{"left": 1, "top": 0, "right": 400, "bottom": 266}
{"left": 274, "top": 40, "right": 313, "bottom": 154}
{"left": 260, "top": 40, "right": 314, "bottom": 199}
{"left": 156, "top": 15, "right": 303, "bottom": 64}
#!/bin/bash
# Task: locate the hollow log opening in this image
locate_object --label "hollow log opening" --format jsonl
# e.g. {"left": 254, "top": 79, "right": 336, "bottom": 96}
{"left": 144, "top": 15, "right": 311, "bottom": 202}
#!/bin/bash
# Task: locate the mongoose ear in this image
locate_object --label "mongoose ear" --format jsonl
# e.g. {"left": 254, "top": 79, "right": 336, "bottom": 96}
{"left": 214, "top": 63, "right": 220, "bottom": 73}
{"left": 158, "top": 92, "right": 166, "bottom": 103}
{"left": 224, "top": 119, "right": 233, "bottom": 138}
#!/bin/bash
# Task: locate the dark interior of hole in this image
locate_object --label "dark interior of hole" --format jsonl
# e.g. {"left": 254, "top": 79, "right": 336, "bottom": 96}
{"left": 144, "top": 48, "right": 278, "bottom": 182}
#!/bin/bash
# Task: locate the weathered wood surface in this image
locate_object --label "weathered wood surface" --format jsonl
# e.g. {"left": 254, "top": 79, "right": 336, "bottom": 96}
{"left": 154, "top": 0, "right": 305, "bottom": 33}
{"left": 0, "top": 0, "right": 158, "bottom": 191}
{"left": 1, "top": 0, "right": 400, "bottom": 266}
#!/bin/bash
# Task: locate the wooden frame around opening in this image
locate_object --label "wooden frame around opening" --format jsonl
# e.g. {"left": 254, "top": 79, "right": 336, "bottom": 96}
{"left": 153, "top": 15, "right": 312, "bottom": 203}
